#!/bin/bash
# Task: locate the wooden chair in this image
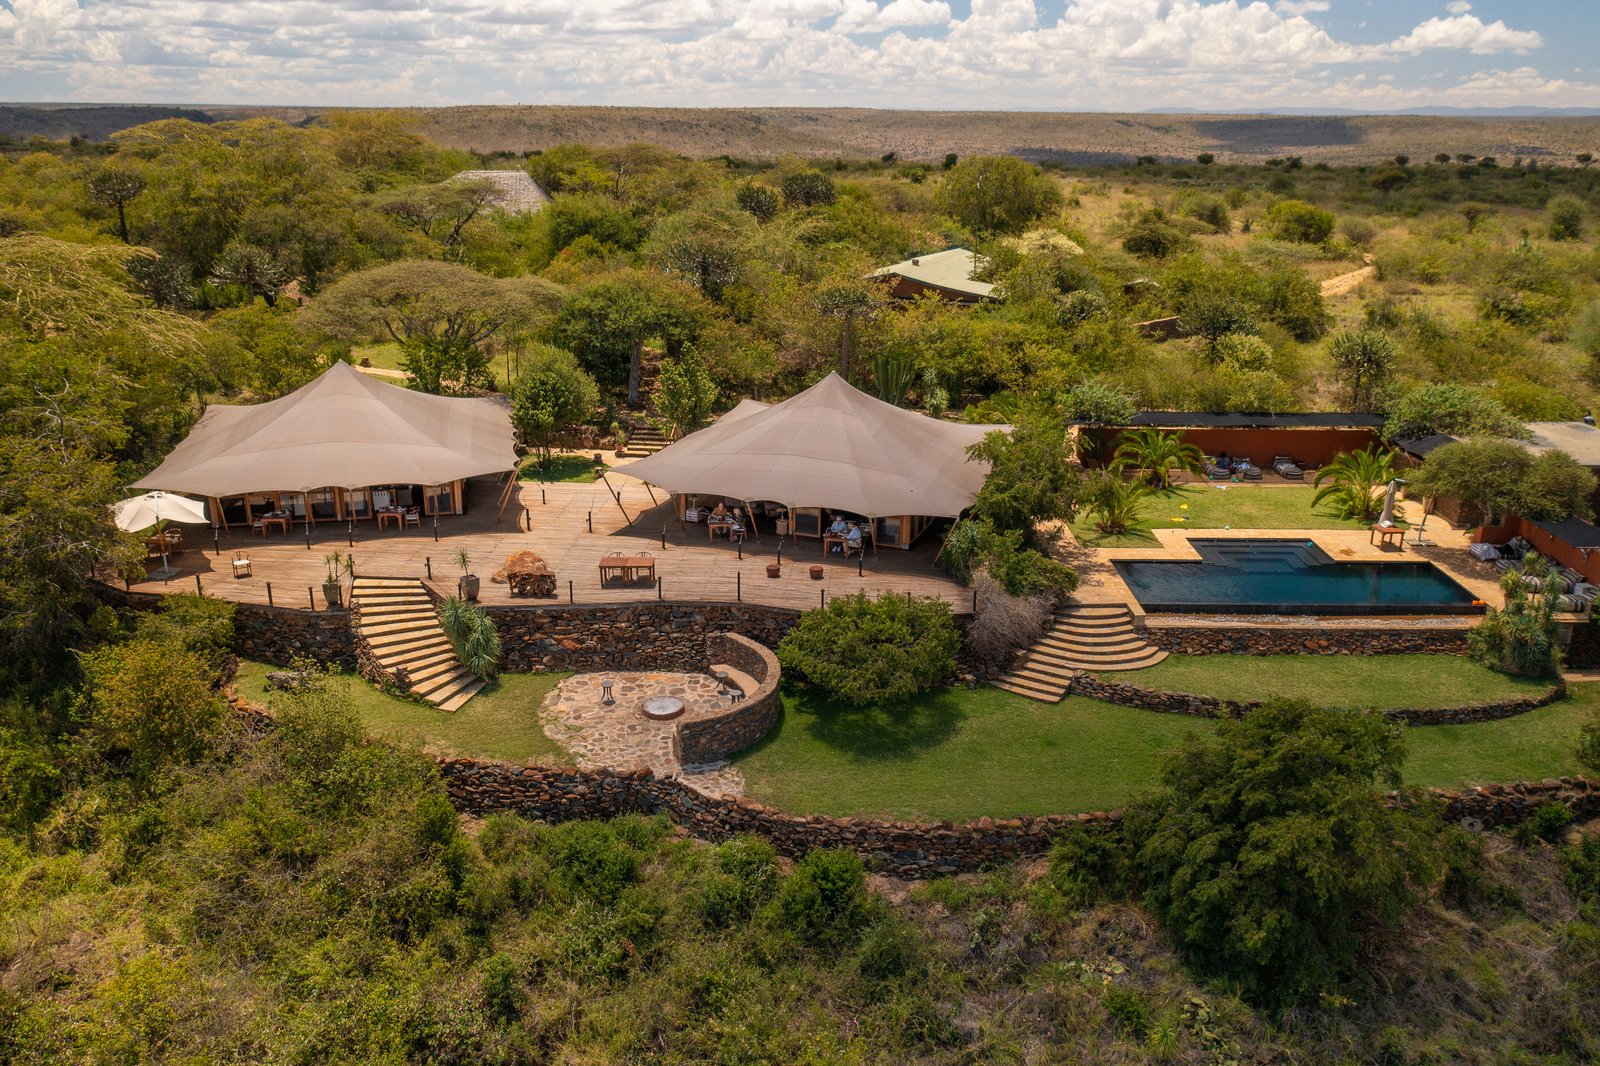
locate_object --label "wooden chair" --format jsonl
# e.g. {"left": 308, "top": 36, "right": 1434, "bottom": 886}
{"left": 231, "top": 551, "right": 252, "bottom": 579}
{"left": 404, "top": 508, "right": 421, "bottom": 529}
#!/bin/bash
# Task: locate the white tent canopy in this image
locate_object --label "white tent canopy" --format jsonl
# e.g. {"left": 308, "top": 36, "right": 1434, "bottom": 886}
{"left": 621, "top": 373, "right": 1003, "bottom": 518}
{"left": 133, "top": 361, "right": 518, "bottom": 498}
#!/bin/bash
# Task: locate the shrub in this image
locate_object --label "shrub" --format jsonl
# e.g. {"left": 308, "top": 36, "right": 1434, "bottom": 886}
{"left": 855, "top": 918, "right": 924, "bottom": 983}
{"left": 438, "top": 595, "right": 502, "bottom": 680}
{"left": 963, "top": 570, "right": 1053, "bottom": 663}
{"left": 701, "top": 836, "right": 780, "bottom": 927}
{"left": 131, "top": 593, "right": 236, "bottom": 672}
{"left": 776, "top": 592, "right": 959, "bottom": 704}
{"left": 78, "top": 638, "right": 227, "bottom": 783}
{"left": 780, "top": 169, "right": 835, "bottom": 208}
{"left": 538, "top": 819, "right": 643, "bottom": 906}
{"left": 1513, "top": 802, "right": 1573, "bottom": 847}
{"left": 770, "top": 848, "right": 870, "bottom": 945}
{"left": 509, "top": 345, "right": 600, "bottom": 461}
{"left": 1547, "top": 194, "right": 1585, "bottom": 241}
{"left": 1263, "top": 199, "right": 1335, "bottom": 244}
{"left": 1468, "top": 560, "right": 1563, "bottom": 679}
{"left": 1044, "top": 821, "right": 1132, "bottom": 908}
{"left": 1103, "top": 985, "right": 1151, "bottom": 1037}
{"left": 1131, "top": 700, "right": 1440, "bottom": 1005}
{"left": 734, "top": 180, "right": 780, "bottom": 222}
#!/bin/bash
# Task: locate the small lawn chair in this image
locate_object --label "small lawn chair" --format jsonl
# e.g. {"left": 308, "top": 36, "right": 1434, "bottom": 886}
{"left": 404, "top": 508, "right": 421, "bottom": 529}
{"left": 231, "top": 551, "right": 252, "bottom": 579}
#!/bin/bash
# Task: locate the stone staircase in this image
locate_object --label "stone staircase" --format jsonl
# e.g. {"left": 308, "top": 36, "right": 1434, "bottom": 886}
{"left": 351, "top": 578, "right": 484, "bottom": 712}
{"left": 993, "top": 604, "right": 1168, "bottom": 702}
{"left": 621, "top": 422, "right": 670, "bottom": 458}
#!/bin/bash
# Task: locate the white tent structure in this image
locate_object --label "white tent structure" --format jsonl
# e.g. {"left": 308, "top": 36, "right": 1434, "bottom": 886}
{"left": 133, "top": 361, "right": 518, "bottom": 526}
{"left": 621, "top": 374, "right": 1003, "bottom": 549}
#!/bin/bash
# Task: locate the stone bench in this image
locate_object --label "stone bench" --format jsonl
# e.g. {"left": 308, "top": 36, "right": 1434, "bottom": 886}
{"left": 709, "top": 662, "right": 758, "bottom": 701}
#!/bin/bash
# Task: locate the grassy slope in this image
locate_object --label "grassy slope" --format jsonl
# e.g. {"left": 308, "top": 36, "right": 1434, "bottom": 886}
{"left": 1070, "top": 484, "right": 1377, "bottom": 547}
{"left": 1133, "top": 653, "right": 1547, "bottom": 709}
{"left": 234, "top": 659, "right": 573, "bottom": 765}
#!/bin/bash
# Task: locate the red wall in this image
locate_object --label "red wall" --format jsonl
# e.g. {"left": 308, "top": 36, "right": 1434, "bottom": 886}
{"left": 1100, "top": 426, "right": 1380, "bottom": 468}
{"left": 1506, "top": 517, "right": 1600, "bottom": 585}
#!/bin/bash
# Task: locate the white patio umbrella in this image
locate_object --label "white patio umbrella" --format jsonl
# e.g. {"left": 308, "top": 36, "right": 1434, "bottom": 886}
{"left": 114, "top": 491, "right": 209, "bottom": 575}
{"left": 1376, "top": 478, "right": 1405, "bottom": 528}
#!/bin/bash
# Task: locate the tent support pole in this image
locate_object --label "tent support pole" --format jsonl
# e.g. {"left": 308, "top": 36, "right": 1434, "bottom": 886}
{"left": 495, "top": 468, "right": 519, "bottom": 521}
{"left": 933, "top": 516, "right": 961, "bottom": 565}
{"left": 741, "top": 500, "right": 760, "bottom": 542}
{"left": 600, "top": 473, "right": 632, "bottom": 526}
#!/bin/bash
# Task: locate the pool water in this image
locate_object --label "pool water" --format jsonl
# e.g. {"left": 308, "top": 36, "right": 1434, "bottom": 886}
{"left": 1115, "top": 539, "right": 1481, "bottom": 615}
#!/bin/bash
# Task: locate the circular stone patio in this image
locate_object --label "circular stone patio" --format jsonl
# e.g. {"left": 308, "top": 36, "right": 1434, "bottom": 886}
{"left": 540, "top": 672, "right": 746, "bottom": 796}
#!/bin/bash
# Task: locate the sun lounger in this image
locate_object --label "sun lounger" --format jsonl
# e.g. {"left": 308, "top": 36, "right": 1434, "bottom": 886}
{"left": 1202, "top": 457, "right": 1231, "bottom": 480}
{"left": 1235, "top": 457, "right": 1262, "bottom": 480}
{"left": 1467, "top": 542, "right": 1502, "bottom": 562}
{"left": 1272, "top": 456, "right": 1304, "bottom": 480}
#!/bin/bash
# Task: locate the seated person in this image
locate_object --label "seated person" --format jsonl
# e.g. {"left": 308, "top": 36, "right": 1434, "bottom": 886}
{"left": 845, "top": 523, "right": 863, "bottom": 554}
{"left": 827, "top": 513, "right": 848, "bottom": 538}
{"left": 1216, "top": 451, "right": 1230, "bottom": 471}
{"left": 711, "top": 501, "right": 728, "bottom": 519}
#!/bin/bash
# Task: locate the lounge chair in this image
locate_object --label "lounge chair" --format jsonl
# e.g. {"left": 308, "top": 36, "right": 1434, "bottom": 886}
{"left": 1234, "top": 457, "right": 1263, "bottom": 480}
{"left": 1467, "top": 542, "right": 1502, "bottom": 562}
{"left": 1201, "top": 455, "right": 1231, "bottom": 480}
{"left": 1272, "top": 456, "right": 1304, "bottom": 480}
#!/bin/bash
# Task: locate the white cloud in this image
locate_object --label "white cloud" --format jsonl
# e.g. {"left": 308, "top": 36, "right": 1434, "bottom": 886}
{"left": 1274, "top": 1, "right": 1330, "bottom": 15}
{"left": 0, "top": 0, "right": 1572, "bottom": 111}
{"left": 1384, "top": 13, "right": 1542, "bottom": 55}
{"left": 1446, "top": 1, "right": 1472, "bottom": 14}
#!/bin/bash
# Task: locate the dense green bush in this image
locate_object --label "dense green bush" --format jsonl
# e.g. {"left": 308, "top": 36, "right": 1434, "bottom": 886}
{"left": 438, "top": 595, "right": 502, "bottom": 680}
{"left": 1263, "top": 199, "right": 1336, "bottom": 243}
{"left": 770, "top": 848, "right": 871, "bottom": 946}
{"left": 776, "top": 592, "right": 960, "bottom": 704}
{"left": 1129, "top": 699, "right": 1440, "bottom": 1005}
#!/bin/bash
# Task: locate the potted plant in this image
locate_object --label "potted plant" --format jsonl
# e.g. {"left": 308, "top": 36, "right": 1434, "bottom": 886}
{"left": 612, "top": 420, "right": 629, "bottom": 456}
{"left": 322, "top": 550, "right": 345, "bottom": 607}
{"left": 457, "top": 549, "right": 479, "bottom": 602}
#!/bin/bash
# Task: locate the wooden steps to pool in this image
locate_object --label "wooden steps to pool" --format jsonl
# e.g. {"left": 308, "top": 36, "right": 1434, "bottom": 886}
{"left": 351, "top": 578, "right": 483, "bottom": 712}
{"left": 993, "top": 604, "right": 1167, "bottom": 703}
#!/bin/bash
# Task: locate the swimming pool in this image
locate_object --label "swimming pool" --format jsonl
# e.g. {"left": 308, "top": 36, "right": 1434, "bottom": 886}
{"left": 1114, "top": 539, "right": 1481, "bottom": 615}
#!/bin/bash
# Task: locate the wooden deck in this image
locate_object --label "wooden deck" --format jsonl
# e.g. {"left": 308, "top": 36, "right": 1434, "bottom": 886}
{"left": 122, "top": 476, "right": 973, "bottom": 614}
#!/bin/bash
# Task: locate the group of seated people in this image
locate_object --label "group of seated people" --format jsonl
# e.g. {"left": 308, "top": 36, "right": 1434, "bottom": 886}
{"left": 826, "top": 514, "right": 866, "bottom": 555}
{"left": 1202, "top": 453, "right": 1263, "bottom": 481}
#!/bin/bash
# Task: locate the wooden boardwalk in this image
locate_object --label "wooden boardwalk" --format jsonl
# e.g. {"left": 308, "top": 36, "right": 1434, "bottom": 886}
{"left": 123, "top": 476, "right": 972, "bottom": 614}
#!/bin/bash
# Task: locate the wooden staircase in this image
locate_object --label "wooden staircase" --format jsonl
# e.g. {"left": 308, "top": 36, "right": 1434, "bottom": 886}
{"left": 993, "top": 604, "right": 1167, "bottom": 702}
{"left": 351, "top": 578, "right": 484, "bottom": 712}
{"left": 621, "top": 422, "right": 670, "bottom": 458}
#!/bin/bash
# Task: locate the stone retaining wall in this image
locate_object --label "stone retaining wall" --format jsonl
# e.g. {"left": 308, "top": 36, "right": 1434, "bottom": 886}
{"left": 436, "top": 754, "right": 1600, "bottom": 876}
{"left": 677, "top": 633, "right": 783, "bottom": 765}
{"left": 484, "top": 603, "right": 799, "bottom": 672}
{"left": 1071, "top": 673, "right": 1567, "bottom": 726}
{"left": 1143, "top": 624, "right": 1469, "bottom": 657}
{"left": 234, "top": 602, "right": 358, "bottom": 669}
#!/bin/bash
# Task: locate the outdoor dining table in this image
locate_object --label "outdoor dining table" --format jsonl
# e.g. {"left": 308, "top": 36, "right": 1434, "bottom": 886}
{"left": 259, "top": 514, "right": 291, "bottom": 536}
{"left": 376, "top": 508, "right": 406, "bottom": 531}
{"left": 598, "top": 554, "right": 656, "bottom": 584}
{"left": 707, "top": 517, "right": 744, "bottom": 542}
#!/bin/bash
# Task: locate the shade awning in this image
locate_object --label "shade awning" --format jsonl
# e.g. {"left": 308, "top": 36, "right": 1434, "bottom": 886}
{"left": 621, "top": 373, "right": 1003, "bottom": 518}
{"left": 133, "top": 361, "right": 518, "bottom": 497}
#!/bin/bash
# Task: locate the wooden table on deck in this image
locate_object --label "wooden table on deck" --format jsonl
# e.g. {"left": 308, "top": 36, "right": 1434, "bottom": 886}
{"left": 707, "top": 517, "right": 744, "bottom": 541}
{"left": 1369, "top": 525, "right": 1406, "bottom": 550}
{"left": 259, "top": 515, "right": 291, "bottom": 536}
{"left": 598, "top": 554, "right": 657, "bottom": 584}
{"left": 376, "top": 509, "right": 406, "bottom": 531}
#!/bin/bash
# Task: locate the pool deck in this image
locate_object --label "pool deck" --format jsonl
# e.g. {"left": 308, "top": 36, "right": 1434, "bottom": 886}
{"left": 1055, "top": 494, "right": 1509, "bottom": 626}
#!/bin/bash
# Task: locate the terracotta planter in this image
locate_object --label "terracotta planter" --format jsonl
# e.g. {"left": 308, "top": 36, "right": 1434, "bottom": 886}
{"left": 459, "top": 574, "right": 480, "bottom": 601}
{"left": 809, "top": 565, "right": 824, "bottom": 580}
{"left": 766, "top": 563, "right": 781, "bottom": 578}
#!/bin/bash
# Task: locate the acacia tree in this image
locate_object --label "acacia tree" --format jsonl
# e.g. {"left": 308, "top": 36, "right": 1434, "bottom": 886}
{"left": 1409, "top": 439, "right": 1596, "bottom": 525}
{"left": 378, "top": 178, "right": 501, "bottom": 248}
{"left": 548, "top": 270, "right": 715, "bottom": 406}
{"left": 303, "top": 260, "right": 563, "bottom": 394}
{"left": 936, "top": 155, "right": 1063, "bottom": 236}
{"left": 651, "top": 352, "right": 718, "bottom": 439}
{"left": 1327, "top": 329, "right": 1397, "bottom": 410}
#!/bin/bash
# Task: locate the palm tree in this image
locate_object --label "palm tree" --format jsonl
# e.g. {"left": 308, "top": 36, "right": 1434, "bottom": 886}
{"left": 1088, "top": 473, "right": 1150, "bottom": 535}
{"left": 1111, "top": 428, "right": 1204, "bottom": 489}
{"left": 1311, "top": 445, "right": 1397, "bottom": 522}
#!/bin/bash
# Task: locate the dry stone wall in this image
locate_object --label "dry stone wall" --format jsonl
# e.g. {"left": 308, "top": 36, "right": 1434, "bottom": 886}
{"left": 484, "top": 603, "right": 799, "bottom": 672}
{"left": 1071, "top": 673, "right": 1567, "bottom": 726}
{"left": 677, "top": 633, "right": 782, "bottom": 765}
{"left": 1143, "top": 624, "right": 1468, "bottom": 656}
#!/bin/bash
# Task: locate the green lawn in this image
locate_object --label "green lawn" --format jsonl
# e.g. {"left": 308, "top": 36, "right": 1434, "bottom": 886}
{"left": 1134, "top": 654, "right": 1548, "bottom": 709}
{"left": 519, "top": 453, "right": 609, "bottom": 483}
{"left": 1070, "top": 484, "right": 1385, "bottom": 547}
{"left": 733, "top": 676, "right": 1594, "bottom": 822}
{"left": 234, "top": 659, "right": 573, "bottom": 765}
{"left": 733, "top": 686, "right": 1208, "bottom": 820}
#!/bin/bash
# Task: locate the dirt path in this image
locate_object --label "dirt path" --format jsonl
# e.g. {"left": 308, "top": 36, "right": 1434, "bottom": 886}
{"left": 1320, "top": 254, "right": 1376, "bottom": 298}
{"left": 354, "top": 364, "right": 408, "bottom": 380}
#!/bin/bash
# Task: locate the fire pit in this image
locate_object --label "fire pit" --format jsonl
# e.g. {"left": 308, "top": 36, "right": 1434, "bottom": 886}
{"left": 641, "top": 695, "right": 685, "bottom": 721}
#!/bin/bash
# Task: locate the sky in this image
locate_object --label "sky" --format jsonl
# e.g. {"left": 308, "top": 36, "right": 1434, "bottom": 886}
{"left": 0, "top": 0, "right": 1595, "bottom": 112}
